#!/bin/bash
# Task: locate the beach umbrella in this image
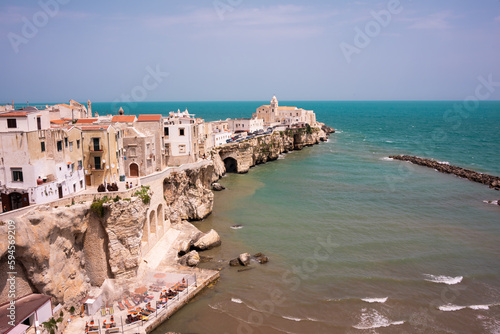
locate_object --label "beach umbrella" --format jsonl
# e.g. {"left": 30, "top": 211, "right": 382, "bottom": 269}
{"left": 134, "top": 286, "right": 148, "bottom": 294}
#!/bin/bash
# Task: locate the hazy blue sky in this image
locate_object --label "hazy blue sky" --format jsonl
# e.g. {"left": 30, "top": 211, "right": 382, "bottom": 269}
{"left": 1, "top": 0, "right": 499, "bottom": 102}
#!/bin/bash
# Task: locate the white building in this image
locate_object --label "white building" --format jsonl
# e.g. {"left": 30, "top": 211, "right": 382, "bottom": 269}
{"left": 48, "top": 99, "right": 89, "bottom": 121}
{"left": 227, "top": 117, "right": 264, "bottom": 133}
{"left": 253, "top": 96, "right": 316, "bottom": 127}
{"left": 163, "top": 109, "right": 198, "bottom": 165}
{"left": 0, "top": 294, "right": 52, "bottom": 334}
{"left": 0, "top": 107, "right": 85, "bottom": 210}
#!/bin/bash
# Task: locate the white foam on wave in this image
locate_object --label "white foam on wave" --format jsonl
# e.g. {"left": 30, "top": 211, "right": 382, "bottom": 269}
{"left": 385, "top": 140, "right": 394, "bottom": 143}
{"left": 278, "top": 154, "right": 286, "bottom": 160}
{"left": 424, "top": 274, "right": 463, "bottom": 285}
{"left": 353, "top": 308, "right": 405, "bottom": 330}
{"left": 437, "top": 161, "right": 450, "bottom": 165}
{"left": 362, "top": 297, "right": 388, "bottom": 304}
{"left": 230, "top": 225, "right": 243, "bottom": 230}
{"left": 282, "top": 315, "right": 302, "bottom": 322}
{"left": 231, "top": 298, "right": 243, "bottom": 304}
{"left": 439, "top": 304, "right": 466, "bottom": 312}
{"left": 483, "top": 200, "right": 499, "bottom": 206}
{"left": 380, "top": 157, "right": 394, "bottom": 161}
{"left": 469, "top": 305, "right": 490, "bottom": 310}
{"left": 306, "top": 316, "right": 321, "bottom": 322}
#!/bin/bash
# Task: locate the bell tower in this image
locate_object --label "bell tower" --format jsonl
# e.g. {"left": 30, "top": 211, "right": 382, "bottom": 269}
{"left": 87, "top": 100, "right": 92, "bottom": 118}
{"left": 270, "top": 95, "right": 278, "bottom": 122}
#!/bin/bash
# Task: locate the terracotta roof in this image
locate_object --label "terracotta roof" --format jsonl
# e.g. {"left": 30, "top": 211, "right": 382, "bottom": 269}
{"left": 78, "top": 125, "right": 110, "bottom": 130}
{"left": 111, "top": 115, "right": 136, "bottom": 122}
{"left": 0, "top": 111, "right": 30, "bottom": 117}
{"left": 137, "top": 114, "right": 162, "bottom": 122}
{"left": 75, "top": 118, "right": 98, "bottom": 124}
{"left": 51, "top": 119, "right": 70, "bottom": 124}
{"left": 0, "top": 294, "right": 51, "bottom": 333}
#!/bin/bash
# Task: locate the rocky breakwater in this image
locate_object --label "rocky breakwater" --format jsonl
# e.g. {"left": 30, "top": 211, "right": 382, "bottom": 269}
{"left": 214, "top": 124, "right": 332, "bottom": 174}
{"left": 390, "top": 155, "right": 500, "bottom": 190}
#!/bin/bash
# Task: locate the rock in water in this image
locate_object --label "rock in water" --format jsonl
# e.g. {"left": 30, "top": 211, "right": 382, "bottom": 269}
{"left": 229, "top": 258, "right": 241, "bottom": 266}
{"left": 253, "top": 253, "right": 269, "bottom": 264}
{"left": 239, "top": 253, "right": 251, "bottom": 266}
{"left": 193, "top": 229, "right": 222, "bottom": 250}
{"left": 178, "top": 250, "right": 200, "bottom": 267}
{"left": 212, "top": 183, "right": 225, "bottom": 191}
{"left": 178, "top": 239, "right": 192, "bottom": 256}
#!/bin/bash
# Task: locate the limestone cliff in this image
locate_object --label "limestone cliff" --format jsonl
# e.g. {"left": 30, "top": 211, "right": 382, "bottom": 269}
{"left": 163, "top": 164, "right": 216, "bottom": 221}
{"left": 0, "top": 196, "right": 149, "bottom": 306}
{"left": 214, "top": 125, "right": 330, "bottom": 174}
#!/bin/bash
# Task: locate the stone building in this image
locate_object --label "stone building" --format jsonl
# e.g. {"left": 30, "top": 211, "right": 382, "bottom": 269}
{"left": 163, "top": 109, "right": 199, "bottom": 166}
{"left": 253, "top": 96, "right": 316, "bottom": 127}
{"left": 0, "top": 107, "right": 85, "bottom": 209}
{"left": 227, "top": 117, "right": 264, "bottom": 133}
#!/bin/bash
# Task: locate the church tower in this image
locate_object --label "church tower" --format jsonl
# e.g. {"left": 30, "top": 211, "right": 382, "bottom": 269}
{"left": 87, "top": 100, "right": 92, "bottom": 118}
{"left": 270, "top": 95, "right": 278, "bottom": 122}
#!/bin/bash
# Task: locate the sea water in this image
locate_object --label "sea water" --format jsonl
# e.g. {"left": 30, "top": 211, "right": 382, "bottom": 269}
{"left": 86, "top": 101, "right": 500, "bottom": 333}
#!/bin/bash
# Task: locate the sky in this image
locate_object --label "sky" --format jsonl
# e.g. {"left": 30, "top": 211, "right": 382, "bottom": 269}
{"left": 1, "top": 0, "right": 500, "bottom": 102}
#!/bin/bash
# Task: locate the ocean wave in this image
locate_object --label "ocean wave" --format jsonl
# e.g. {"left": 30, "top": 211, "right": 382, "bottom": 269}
{"left": 469, "top": 305, "right": 490, "bottom": 310}
{"left": 362, "top": 297, "right": 388, "bottom": 303}
{"left": 231, "top": 298, "right": 243, "bottom": 304}
{"left": 278, "top": 154, "right": 286, "bottom": 160}
{"left": 385, "top": 140, "right": 394, "bottom": 143}
{"left": 380, "top": 157, "right": 394, "bottom": 161}
{"left": 439, "top": 304, "right": 466, "bottom": 312}
{"left": 353, "top": 308, "right": 405, "bottom": 330}
{"left": 230, "top": 225, "right": 244, "bottom": 230}
{"left": 483, "top": 200, "right": 499, "bottom": 206}
{"left": 424, "top": 274, "right": 463, "bottom": 285}
{"left": 282, "top": 315, "right": 302, "bottom": 322}
{"left": 437, "top": 161, "right": 450, "bottom": 165}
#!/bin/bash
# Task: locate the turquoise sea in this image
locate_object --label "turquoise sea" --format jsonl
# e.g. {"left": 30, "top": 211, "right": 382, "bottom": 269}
{"left": 38, "top": 100, "right": 500, "bottom": 332}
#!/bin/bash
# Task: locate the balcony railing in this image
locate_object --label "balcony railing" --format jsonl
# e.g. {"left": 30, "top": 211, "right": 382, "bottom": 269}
{"left": 89, "top": 144, "right": 103, "bottom": 152}
{"left": 91, "top": 165, "right": 104, "bottom": 171}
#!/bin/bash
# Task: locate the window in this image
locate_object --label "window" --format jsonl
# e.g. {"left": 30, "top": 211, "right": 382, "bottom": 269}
{"left": 94, "top": 156, "right": 101, "bottom": 170}
{"left": 37, "top": 117, "right": 42, "bottom": 130}
{"left": 78, "top": 160, "right": 82, "bottom": 170}
{"left": 77, "top": 139, "right": 80, "bottom": 149}
{"left": 129, "top": 147, "right": 136, "bottom": 157}
{"left": 80, "top": 180, "right": 83, "bottom": 188}
{"left": 41, "top": 141, "right": 46, "bottom": 152}
{"left": 73, "top": 184, "right": 76, "bottom": 192}
{"left": 69, "top": 141, "right": 73, "bottom": 152}
{"left": 92, "top": 138, "right": 100, "bottom": 151}
{"left": 64, "top": 137, "right": 68, "bottom": 147}
{"left": 7, "top": 119, "right": 17, "bottom": 128}
{"left": 57, "top": 140, "right": 63, "bottom": 151}
{"left": 164, "top": 127, "right": 169, "bottom": 136}
{"left": 12, "top": 168, "right": 23, "bottom": 182}
{"left": 179, "top": 144, "right": 186, "bottom": 153}
{"left": 179, "top": 128, "right": 185, "bottom": 136}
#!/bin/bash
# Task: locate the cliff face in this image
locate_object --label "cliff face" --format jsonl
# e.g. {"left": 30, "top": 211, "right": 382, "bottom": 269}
{"left": 163, "top": 164, "right": 216, "bottom": 222}
{"left": 0, "top": 196, "right": 150, "bottom": 306}
{"left": 214, "top": 126, "right": 330, "bottom": 174}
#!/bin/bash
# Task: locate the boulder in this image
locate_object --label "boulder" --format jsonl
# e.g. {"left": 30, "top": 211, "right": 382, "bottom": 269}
{"left": 212, "top": 183, "right": 225, "bottom": 191}
{"left": 178, "top": 239, "right": 192, "bottom": 256}
{"left": 238, "top": 253, "right": 251, "bottom": 266}
{"left": 178, "top": 250, "right": 200, "bottom": 267}
{"left": 253, "top": 253, "right": 269, "bottom": 264}
{"left": 229, "top": 258, "right": 241, "bottom": 267}
{"left": 193, "top": 229, "right": 221, "bottom": 251}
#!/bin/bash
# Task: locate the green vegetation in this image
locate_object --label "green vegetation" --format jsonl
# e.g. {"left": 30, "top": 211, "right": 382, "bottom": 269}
{"left": 90, "top": 196, "right": 109, "bottom": 217}
{"left": 42, "top": 312, "right": 64, "bottom": 334}
{"left": 306, "top": 124, "right": 313, "bottom": 134}
{"left": 69, "top": 306, "right": 75, "bottom": 315}
{"left": 113, "top": 195, "right": 121, "bottom": 202}
{"left": 133, "top": 185, "right": 151, "bottom": 204}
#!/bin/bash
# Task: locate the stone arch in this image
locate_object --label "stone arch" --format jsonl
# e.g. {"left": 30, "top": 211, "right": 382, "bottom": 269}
{"left": 130, "top": 163, "right": 139, "bottom": 177}
{"left": 223, "top": 157, "right": 238, "bottom": 173}
{"left": 156, "top": 204, "right": 164, "bottom": 237}
{"left": 142, "top": 217, "right": 149, "bottom": 242}
{"left": 149, "top": 210, "right": 156, "bottom": 236}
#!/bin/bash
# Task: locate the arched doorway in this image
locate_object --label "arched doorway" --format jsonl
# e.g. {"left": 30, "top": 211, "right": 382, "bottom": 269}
{"left": 149, "top": 210, "right": 156, "bottom": 236}
{"left": 156, "top": 204, "right": 164, "bottom": 237}
{"left": 130, "top": 163, "right": 139, "bottom": 177}
{"left": 224, "top": 157, "right": 238, "bottom": 173}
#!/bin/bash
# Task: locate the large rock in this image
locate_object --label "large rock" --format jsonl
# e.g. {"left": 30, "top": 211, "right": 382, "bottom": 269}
{"left": 229, "top": 258, "right": 241, "bottom": 267}
{"left": 193, "top": 229, "right": 221, "bottom": 251}
{"left": 178, "top": 251, "right": 200, "bottom": 267}
{"left": 212, "top": 183, "right": 225, "bottom": 191}
{"left": 253, "top": 252, "right": 269, "bottom": 264}
{"left": 239, "top": 253, "right": 251, "bottom": 266}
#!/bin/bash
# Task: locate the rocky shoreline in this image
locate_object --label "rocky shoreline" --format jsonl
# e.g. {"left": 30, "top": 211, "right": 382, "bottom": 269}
{"left": 0, "top": 124, "right": 334, "bottom": 315}
{"left": 390, "top": 155, "right": 500, "bottom": 191}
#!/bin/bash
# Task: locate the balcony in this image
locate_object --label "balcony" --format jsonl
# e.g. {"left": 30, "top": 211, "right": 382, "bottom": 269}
{"left": 90, "top": 164, "right": 104, "bottom": 171}
{"left": 89, "top": 144, "right": 103, "bottom": 152}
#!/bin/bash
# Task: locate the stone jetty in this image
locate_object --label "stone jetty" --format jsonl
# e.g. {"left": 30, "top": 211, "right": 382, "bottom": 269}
{"left": 390, "top": 155, "right": 500, "bottom": 191}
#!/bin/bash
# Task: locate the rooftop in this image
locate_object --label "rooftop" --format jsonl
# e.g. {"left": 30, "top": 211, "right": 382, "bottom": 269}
{"left": 0, "top": 294, "right": 51, "bottom": 333}
{"left": 75, "top": 118, "right": 98, "bottom": 124}
{"left": 111, "top": 115, "right": 136, "bottom": 123}
{"left": 137, "top": 115, "right": 162, "bottom": 122}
